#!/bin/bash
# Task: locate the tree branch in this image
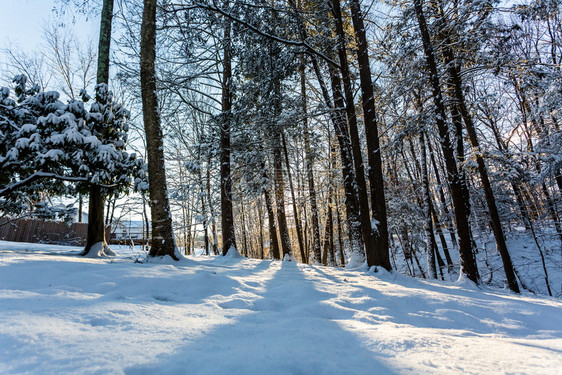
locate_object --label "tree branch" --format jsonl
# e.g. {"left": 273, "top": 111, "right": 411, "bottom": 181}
{"left": 0, "top": 171, "right": 117, "bottom": 197}
{"left": 168, "top": 2, "right": 341, "bottom": 68}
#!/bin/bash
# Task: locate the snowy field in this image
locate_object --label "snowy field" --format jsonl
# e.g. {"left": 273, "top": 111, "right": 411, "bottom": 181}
{"left": 0, "top": 241, "right": 561, "bottom": 374}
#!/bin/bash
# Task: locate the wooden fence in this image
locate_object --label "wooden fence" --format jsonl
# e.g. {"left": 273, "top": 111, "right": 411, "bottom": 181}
{"left": 0, "top": 218, "right": 110, "bottom": 246}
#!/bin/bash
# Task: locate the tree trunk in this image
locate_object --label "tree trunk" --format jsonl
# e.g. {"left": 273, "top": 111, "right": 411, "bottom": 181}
{"left": 220, "top": 11, "right": 237, "bottom": 255}
{"left": 413, "top": 0, "right": 478, "bottom": 283}
{"left": 263, "top": 173, "right": 280, "bottom": 260}
{"left": 240, "top": 200, "right": 249, "bottom": 257}
{"left": 300, "top": 61, "right": 321, "bottom": 264}
{"left": 335, "top": 194, "right": 345, "bottom": 267}
{"left": 294, "top": 2, "right": 364, "bottom": 264}
{"left": 430, "top": 204, "right": 454, "bottom": 270}
{"left": 327, "top": 63, "right": 366, "bottom": 264}
{"left": 83, "top": 185, "right": 107, "bottom": 255}
{"left": 206, "top": 155, "right": 219, "bottom": 255}
{"left": 281, "top": 132, "right": 306, "bottom": 262}
{"left": 140, "top": 0, "right": 178, "bottom": 260}
{"left": 83, "top": 0, "right": 114, "bottom": 257}
{"left": 322, "top": 202, "right": 334, "bottom": 266}
{"left": 78, "top": 194, "right": 83, "bottom": 222}
{"left": 428, "top": 138, "right": 458, "bottom": 247}
{"left": 420, "top": 131, "right": 438, "bottom": 278}
{"left": 258, "top": 197, "right": 265, "bottom": 259}
{"left": 273, "top": 139, "right": 293, "bottom": 259}
{"left": 331, "top": 0, "right": 376, "bottom": 264}
{"left": 198, "top": 156, "right": 209, "bottom": 256}
{"left": 442, "top": 44, "right": 519, "bottom": 292}
{"left": 347, "top": 0, "right": 391, "bottom": 270}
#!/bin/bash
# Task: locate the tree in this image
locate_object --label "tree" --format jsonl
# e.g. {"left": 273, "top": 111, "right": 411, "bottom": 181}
{"left": 140, "top": 0, "right": 178, "bottom": 259}
{"left": 413, "top": 0, "right": 479, "bottom": 284}
{"left": 83, "top": 0, "right": 115, "bottom": 256}
{"left": 220, "top": 3, "right": 237, "bottom": 256}
{"left": 346, "top": 0, "right": 392, "bottom": 271}
{"left": 0, "top": 76, "right": 144, "bottom": 242}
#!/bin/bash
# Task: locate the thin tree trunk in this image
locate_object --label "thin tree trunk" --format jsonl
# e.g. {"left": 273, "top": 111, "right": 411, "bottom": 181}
{"left": 327, "top": 61, "right": 365, "bottom": 264}
{"left": 240, "top": 200, "right": 249, "bottom": 257}
{"left": 323, "top": 202, "right": 334, "bottom": 266}
{"left": 428, "top": 138, "right": 458, "bottom": 247}
{"left": 142, "top": 192, "right": 150, "bottom": 249}
{"left": 300, "top": 62, "right": 321, "bottom": 264}
{"left": 335, "top": 194, "right": 345, "bottom": 267}
{"left": 273, "top": 140, "right": 293, "bottom": 259}
{"left": 258, "top": 197, "right": 265, "bottom": 259}
{"left": 264, "top": 179, "right": 280, "bottom": 259}
{"left": 206, "top": 155, "right": 219, "bottom": 255}
{"left": 220, "top": 9, "right": 237, "bottom": 255}
{"left": 431, "top": 204, "right": 454, "bottom": 270}
{"left": 198, "top": 157, "right": 209, "bottom": 256}
{"left": 331, "top": 0, "right": 376, "bottom": 263}
{"left": 420, "top": 131, "right": 437, "bottom": 278}
{"left": 413, "top": 0, "right": 478, "bottom": 283}
{"left": 347, "top": 0, "right": 391, "bottom": 270}
{"left": 293, "top": 1, "right": 364, "bottom": 263}
{"left": 281, "top": 132, "right": 306, "bottom": 262}
{"left": 78, "top": 195, "right": 83, "bottom": 222}
{"left": 442, "top": 44, "right": 519, "bottom": 292}
{"left": 83, "top": 0, "right": 114, "bottom": 256}
{"left": 186, "top": 195, "right": 193, "bottom": 255}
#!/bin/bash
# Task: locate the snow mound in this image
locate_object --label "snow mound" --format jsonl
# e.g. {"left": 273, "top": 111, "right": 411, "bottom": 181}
{"left": 82, "top": 242, "right": 116, "bottom": 258}
{"left": 224, "top": 246, "right": 242, "bottom": 258}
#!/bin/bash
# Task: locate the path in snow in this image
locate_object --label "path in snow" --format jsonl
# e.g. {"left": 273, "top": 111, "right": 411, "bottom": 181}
{"left": 0, "top": 241, "right": 561, "bottom": 374}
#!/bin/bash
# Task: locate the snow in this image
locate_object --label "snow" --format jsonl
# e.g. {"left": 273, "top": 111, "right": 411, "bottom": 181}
{"left": 0, "top": 240, "right": 561, "bottom": 374}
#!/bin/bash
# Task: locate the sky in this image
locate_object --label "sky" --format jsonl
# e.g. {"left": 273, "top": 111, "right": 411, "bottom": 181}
{"left": 0, "top": 0, "right": 100, "bottom": 59}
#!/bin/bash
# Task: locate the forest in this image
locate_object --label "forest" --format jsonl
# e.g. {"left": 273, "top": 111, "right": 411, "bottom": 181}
{"left": 1, "top": 0, "right": 561, "bottom": 298}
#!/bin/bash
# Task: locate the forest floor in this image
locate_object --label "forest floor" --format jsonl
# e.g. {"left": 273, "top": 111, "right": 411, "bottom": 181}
{"left": 0, "top": 240, "right": 561, "bottom": 374}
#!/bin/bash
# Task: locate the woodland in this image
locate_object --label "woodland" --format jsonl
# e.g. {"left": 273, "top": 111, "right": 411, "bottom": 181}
{"left": 1, "top": 0, "right": 562, "bottom": 297}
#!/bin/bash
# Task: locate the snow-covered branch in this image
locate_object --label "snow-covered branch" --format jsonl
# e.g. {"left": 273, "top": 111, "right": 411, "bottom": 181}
{"left": 170, "top": 2, "right": 341, "bottom": 69}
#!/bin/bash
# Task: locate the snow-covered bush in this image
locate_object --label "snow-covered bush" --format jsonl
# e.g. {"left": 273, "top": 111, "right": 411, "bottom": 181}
{"left": 0, "top": 75, "right": 146, "bottom": 218}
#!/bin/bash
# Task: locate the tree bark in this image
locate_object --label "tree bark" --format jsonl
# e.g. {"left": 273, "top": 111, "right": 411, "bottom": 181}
{"left": 263, "top": 171, "right": 281, "bottom": 260}
{"left": 83, "top": 0, "right": 114, "bottom": 256}
{"left": 442, "top": 43, "right": 519, "bottom": 292}
{"left": 327, "top": 62, "right": 366, "bottom": 263}
{"left": 347, "top": 0, "right": 391, "bottom": 270}
{"left": 273, "top": 139, "right": 293, "bottom": 259}
{"left": 257, "top": 197, "right": 265, "bottom": 259}
{"left": 299, "top": 62, "right": 321, "bottom": 264}
{"left": 428, "top": 139, "right": 458, "bottom": 247}
{"left": 140, "top": 0, "right": 178, "bottom": 260}
{"left": 220, "top": 10, "right": 237, "bottom": 255}
{"left": 206, "top": 154, "right": 219, "bottom": 255}
{"left": 330, "top": 0, "right": 376, "bottom": 267}
{"left": 295, "top": 0, "right": 364, "bottom": 263}
{"left": 413, "top": 0, "right": 479, "bottom": 283}
{"left": 420, "top": 131, "right": 438, "bottom": 278}
{"left": 281, "top": 132, "right": 305, "bottom": 262}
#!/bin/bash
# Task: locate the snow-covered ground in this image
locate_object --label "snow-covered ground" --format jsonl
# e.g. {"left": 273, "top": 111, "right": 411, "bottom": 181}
{"left": 390, "top": 226, "right": 562, "bottom": 298}
{"left": 0, "top": 240, "right": 561, "bottom": 374}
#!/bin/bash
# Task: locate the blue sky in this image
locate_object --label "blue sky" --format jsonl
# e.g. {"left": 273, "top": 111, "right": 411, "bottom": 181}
{"left": 0, "top": 0, "right": 99, "bottom": 53}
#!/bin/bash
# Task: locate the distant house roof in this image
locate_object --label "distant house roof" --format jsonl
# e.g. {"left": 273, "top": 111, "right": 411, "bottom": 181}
{"left": 113, "top": 220, "right": 150, "bottom": 229}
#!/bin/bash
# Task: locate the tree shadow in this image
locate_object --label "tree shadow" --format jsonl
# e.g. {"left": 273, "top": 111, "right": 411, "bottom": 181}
{"left": 124, "top": 260, "right": 394, "bottom": 374}
{"left": 304, "top": 265, "right": 562, "bottom": 338}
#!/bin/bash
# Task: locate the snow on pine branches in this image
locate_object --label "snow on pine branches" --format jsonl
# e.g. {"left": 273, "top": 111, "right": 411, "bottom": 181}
{"left": 0, "top": 75, "right": 146, "bottom": 218}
